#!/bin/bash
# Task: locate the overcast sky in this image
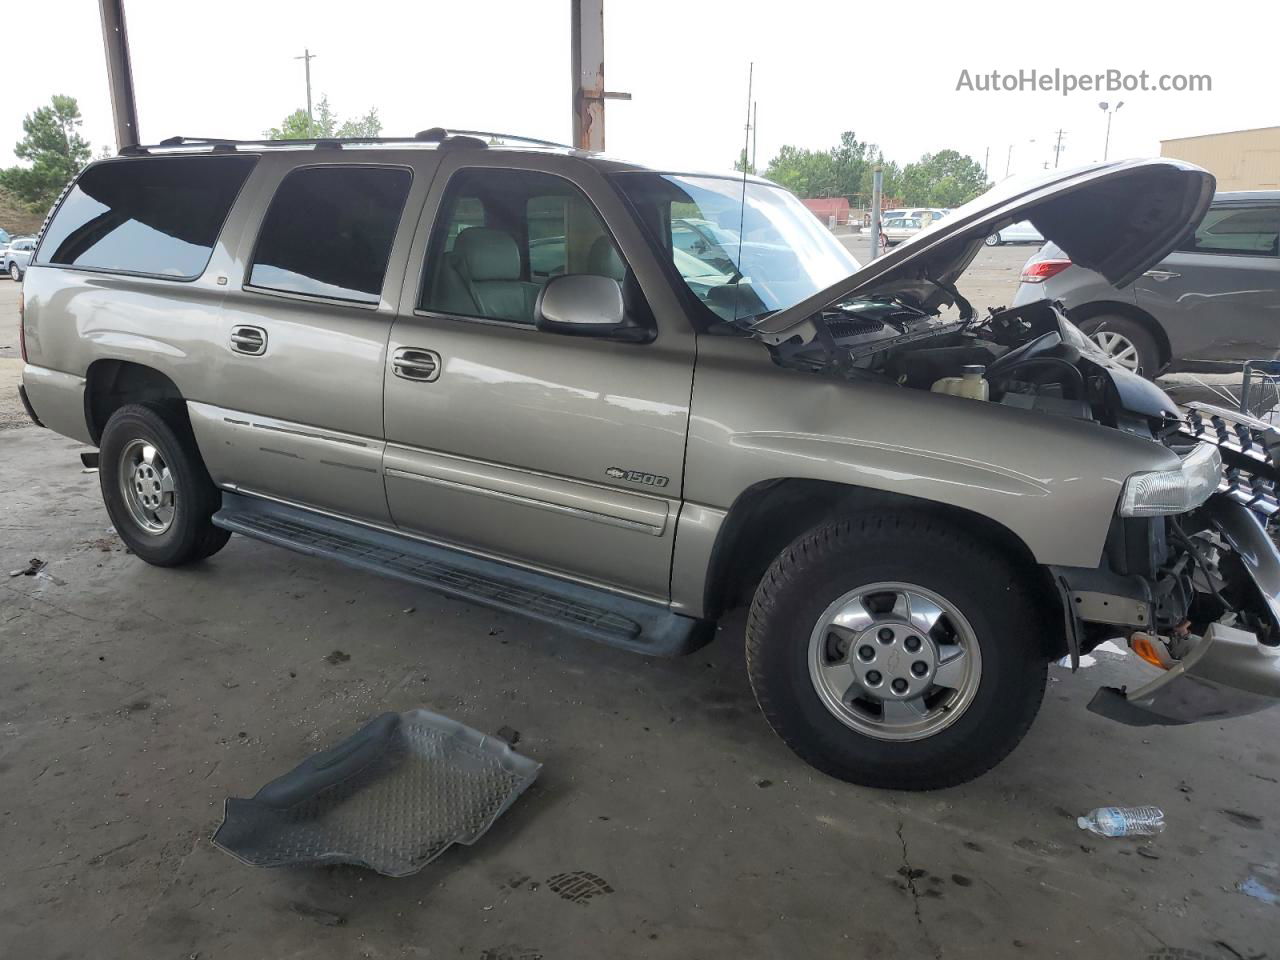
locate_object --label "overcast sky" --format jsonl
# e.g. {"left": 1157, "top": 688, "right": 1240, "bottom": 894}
{"left": 7, "top": 0, "right": 1278, "bottom": 183}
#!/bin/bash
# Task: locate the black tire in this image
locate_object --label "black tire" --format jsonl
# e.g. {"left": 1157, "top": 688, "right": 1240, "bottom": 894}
{"left": 1077, "top": 314, "right": 1162, "bottom": 378}
{"left": 984, "top": 233, "right": 1001, "bottom": 247}
{"left": 99, "top": 401, "right": 230, "bottom": 566}
{"left": 9, "top": 262, "right": 20, "bottom": 281}
{"left": 746, "top": 512, "right": 1048, "bottom": 790}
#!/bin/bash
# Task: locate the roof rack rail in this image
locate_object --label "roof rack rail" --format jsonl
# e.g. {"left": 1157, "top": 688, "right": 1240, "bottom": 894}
{"left": 124, "top": 129, "right": 569, "bottom": 156}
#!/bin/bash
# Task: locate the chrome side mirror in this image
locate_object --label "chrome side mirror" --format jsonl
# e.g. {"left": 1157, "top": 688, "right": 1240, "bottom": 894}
{"left": 535, "top": 274, "right": 632, "bottom": 337}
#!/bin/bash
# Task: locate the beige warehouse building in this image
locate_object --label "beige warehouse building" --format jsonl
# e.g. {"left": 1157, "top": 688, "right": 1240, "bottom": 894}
{"left": 1160, "top": 125, "right": 1280, "bottom": 190}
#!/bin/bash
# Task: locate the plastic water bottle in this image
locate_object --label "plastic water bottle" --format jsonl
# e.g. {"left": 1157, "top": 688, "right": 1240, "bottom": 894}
{"left": 1077, "top": 806, "right": 1165, "bottom": 838}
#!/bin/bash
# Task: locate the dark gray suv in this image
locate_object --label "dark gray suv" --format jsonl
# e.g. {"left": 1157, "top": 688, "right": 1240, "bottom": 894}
{"left": 1013, "top": 191, "right": 1280, "bottom": 376}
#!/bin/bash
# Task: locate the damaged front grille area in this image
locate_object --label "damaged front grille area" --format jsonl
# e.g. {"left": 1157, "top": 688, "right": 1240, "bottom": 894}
{"left": 1176, "top": 403, "right": 1280, "bottom": 522}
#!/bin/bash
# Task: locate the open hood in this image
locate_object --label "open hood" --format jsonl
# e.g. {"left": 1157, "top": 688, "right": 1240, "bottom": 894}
{"left": 750, "top": 158, "right": 1214, "bottom": 344}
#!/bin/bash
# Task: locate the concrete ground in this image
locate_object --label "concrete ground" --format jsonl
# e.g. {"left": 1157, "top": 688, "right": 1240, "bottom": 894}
{"left": 2, "top": 251, "right": 1278, "bottom": 959}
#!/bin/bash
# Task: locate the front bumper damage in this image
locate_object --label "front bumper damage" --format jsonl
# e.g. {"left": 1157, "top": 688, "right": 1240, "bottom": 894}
{"left": 1074, "top": 493, "right": 1280, "bottom": 727}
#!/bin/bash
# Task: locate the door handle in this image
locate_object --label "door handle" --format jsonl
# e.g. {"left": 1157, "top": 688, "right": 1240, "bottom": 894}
{"left": 1143, "top": 269, "right": 1181, "bottom": 281}
{"left": 230, "top": 325, "right": 268, "bottom": 355}
{"left": 392, "top": 347, "right": 441, "bottom": 382}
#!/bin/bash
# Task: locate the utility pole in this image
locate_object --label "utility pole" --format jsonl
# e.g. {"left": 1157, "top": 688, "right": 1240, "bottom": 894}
{"left": 1005, "top": 143, "right": 1013, "bottom": 178}
{"left": 1052, "top": 128, "right": 1066, "bottom": 168}
{"left": 983, "top": 146, "right": 989, "bottom": 179}
{"left": 294, "top": 48, "right": 317, "bottom": 125}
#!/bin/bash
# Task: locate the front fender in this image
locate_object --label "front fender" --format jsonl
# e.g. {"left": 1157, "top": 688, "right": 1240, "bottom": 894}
{"left": 682, "top": 337, "right": 1180, "bottom": 570}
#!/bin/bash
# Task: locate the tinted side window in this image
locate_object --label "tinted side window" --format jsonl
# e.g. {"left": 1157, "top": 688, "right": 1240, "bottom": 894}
{"left": 37, "top": 156, "right": 255, "bottom": 278}
{"left": 1181, "top": 203, "right": 1280, "bottom": 256}
{"left": 249, "top": 165, "right": 413, "bottom": 304}
{"left": 420, "top": 168, "right": 628, "bottom": 326}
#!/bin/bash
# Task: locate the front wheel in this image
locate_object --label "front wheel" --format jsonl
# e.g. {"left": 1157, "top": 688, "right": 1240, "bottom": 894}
{"left": 9, "top": 262, "right": 20, "bottom": 281}
{"left": 99, "top": 401, "right": 231, "bottom": 566}
{"left": 984, "top": 233, "right": 1000, "bottom": 247}
{"left": 746, "top": 513, "right": 1048, "bottom": 790}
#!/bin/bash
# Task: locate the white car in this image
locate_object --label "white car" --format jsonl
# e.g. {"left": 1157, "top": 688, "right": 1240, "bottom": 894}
{"left": 985, "top": 220, "right": 1044, "bottom": 246}
{"left": 882, "top": 217, "right": 925, "bottom": 245}
{"left": 5, "top": 236, "right": 37, "bottom": 280}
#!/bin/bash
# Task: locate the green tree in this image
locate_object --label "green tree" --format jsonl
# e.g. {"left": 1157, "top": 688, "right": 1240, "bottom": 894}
{"left": 0, "top": 95, "right": 92, "bottom": 212}
{"left": 732, "top": 148, "right": 755, "bottom": 175}
{"left": 898, "top": 150, "right": 989, "bottom": 207}
{"left": 762, "top": 131, "right": 882, "bottom": 199}
{"left": 265, "top": 95, "right": 382, "bottom": 140}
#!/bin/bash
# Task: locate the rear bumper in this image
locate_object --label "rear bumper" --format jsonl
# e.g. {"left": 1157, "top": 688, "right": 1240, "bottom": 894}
{"left": 17, "top": 383, "right": 44, "bottom": 428}
{"left": 19, "top": 364, "right": 91, "bottom": 444}
{"left": 1086, "top": 496, "right": 1280, "bottom": 726}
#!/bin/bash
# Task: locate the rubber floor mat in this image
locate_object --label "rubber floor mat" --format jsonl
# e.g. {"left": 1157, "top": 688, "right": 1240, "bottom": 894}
{"left": 212, "top": 710, "right": 540, "bottom": 877}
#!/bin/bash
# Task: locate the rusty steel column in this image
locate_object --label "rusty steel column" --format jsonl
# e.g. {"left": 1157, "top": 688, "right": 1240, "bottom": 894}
{"left": 570, "top": 0, "right": 605, "bottom": 151}
{"left": 99, "top": 0, "right": 140, "bottom": 150}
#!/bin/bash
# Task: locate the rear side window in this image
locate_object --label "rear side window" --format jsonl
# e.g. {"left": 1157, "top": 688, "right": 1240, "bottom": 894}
{"left": 1181, "top": 203, "right": 1280, "bottom": 256}
{"left": 249, "top": 165, "right": 412, "bottom": 304}
{"left": 37, "top": 155, "right": 255, "bottom": 279}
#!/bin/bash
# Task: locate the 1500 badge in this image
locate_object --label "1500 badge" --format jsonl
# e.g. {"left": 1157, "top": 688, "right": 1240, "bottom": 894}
{"left": 606, "top": 467, "right": 669, "bottom": 488}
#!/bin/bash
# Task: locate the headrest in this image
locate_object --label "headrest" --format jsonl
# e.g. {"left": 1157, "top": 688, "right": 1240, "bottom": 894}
{"left": 587, "top": 235, "right": 625, "bottom": 281}
{"left": 453, "top": 227, "right": 521, "bottom": 281}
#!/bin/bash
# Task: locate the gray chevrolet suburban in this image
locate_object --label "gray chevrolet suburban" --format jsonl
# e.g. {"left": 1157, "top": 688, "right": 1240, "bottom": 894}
{"left": 17, "top": 134, "right": 1280, "bottom": 789}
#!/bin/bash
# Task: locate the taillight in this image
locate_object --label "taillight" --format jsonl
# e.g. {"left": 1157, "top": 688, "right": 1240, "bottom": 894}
{"left": 1020, "top": 258, "right": 1072, "bottom": 283}
{"left": 17, "top": 287, "right": 25, "bottom": 362}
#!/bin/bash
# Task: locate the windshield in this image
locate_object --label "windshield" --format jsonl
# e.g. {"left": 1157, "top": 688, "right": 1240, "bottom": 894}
{"left": 616, "top": 173, "right": 859, "bottom": 323}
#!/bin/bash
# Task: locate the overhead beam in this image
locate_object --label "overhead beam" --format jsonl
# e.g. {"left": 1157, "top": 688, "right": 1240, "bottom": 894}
{"left": 99, "top": 0, "right": 140, "bottom": 151}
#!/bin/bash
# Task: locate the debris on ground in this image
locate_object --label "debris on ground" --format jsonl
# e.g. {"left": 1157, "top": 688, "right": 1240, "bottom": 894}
{"left": 288, "top": 901, "right": 346, "bottom": 926}
{"left": 9, "top": 558, "right": 45, "bottom": 577}
{"left": 1077, "top": 806, "right": 1165, "bottom": 838}
{"left": 322, "top": 650, "right": 351, "bottom": 665}
{"left": 213, "top": 710, "right": 541, "bottom": 877}
{"left": 495, "top": 726, "right": 520, "bottom": 746}
{"left": 1238, "top": 864, "right": 1280, "bottom": 906}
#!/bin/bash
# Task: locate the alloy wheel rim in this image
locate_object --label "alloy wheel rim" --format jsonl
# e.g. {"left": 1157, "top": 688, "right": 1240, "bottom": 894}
{"left": 118, "top": 438, "right": 176, "bottom": 534}
{"left": 1089, "top": 329, "right": 1141, "bottom": 371}
{"left": 808, "top": 581, "right": 982, "bottom": 741}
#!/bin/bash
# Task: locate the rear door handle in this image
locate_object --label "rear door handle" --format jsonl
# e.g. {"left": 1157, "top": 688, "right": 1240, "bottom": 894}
{"left": 1143, "top": 269, "right": 1181, "bottom": 281}
{"left": 392, "top": 347, "right": 441, "bottom": 382}
{"left": 230, "top": 325, "right": 268, "bottom": 355}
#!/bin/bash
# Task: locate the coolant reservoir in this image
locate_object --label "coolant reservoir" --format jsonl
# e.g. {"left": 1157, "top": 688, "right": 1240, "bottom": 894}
{"left": 930, "top": 365, "right": 989, "bottom": 401}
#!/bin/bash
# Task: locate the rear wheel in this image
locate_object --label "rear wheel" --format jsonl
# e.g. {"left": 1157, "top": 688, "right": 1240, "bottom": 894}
{"left": 99, "top": 402, "right": 230, "bottom": 566}
{"left": 984, "top": 233, "right": 1001, "bottom": 247}
{"left": 9, "top": 262, "right": 20, "bottom": 281}
{"left": 1077, "top": 314, "right": 1161, "bottom": 377}
{"left": 746, "top": 513, "right": 1048, "bottom": 790}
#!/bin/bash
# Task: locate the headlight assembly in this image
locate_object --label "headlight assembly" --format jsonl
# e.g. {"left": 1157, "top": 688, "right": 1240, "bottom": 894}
{"left": 1119, "top": 443, "right": 1222, "bottom": 517}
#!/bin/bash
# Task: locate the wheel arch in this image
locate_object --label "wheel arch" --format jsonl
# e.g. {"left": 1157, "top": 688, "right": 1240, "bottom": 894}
{"left": 701, "top": 477, "right": 1066, "bottom": 657}
{"left": 84, "top": 359, "right": 185, "bottom": 445}
{"left": 1067, "top": 300, "right": 1171, "bottom": 371}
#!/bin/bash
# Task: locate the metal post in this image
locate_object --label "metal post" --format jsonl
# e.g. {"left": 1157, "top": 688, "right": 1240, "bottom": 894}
{"left": 1103, "top": 111, "right": 1113, "bottom": 161}
{"left": 571, "top": 0, "right": 628, "bottom": 151}
{"left": 751, "top": 101, "right": 758, "bottom": 173}
{"left": 571, "top": 0, "right": 605, "bottom": 151}
{"left": 98, "top": 0, "right": 139, "bottom": 151}
{"left": 1005, "top": 143, "right": 1013, "bottom": 178}
{"left": 869, "top": 166, "right": 883, "bottom": 262}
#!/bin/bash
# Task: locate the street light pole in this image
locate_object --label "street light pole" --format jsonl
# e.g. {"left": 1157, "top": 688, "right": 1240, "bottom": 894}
{"left": 1099, "top": 101, "right": 1124, "bottom": 160}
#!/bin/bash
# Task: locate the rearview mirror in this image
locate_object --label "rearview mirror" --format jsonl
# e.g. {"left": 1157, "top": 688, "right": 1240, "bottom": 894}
{"left": 535, "top": 274, "right": 648, "bottom": 340}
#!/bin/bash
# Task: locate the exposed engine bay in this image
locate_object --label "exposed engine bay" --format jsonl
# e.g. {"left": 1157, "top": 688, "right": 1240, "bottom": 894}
{"left": 769, "top": 294, "right": 1177, "bottom": 430}
{"left": 763, "top": 290, "right": 1280, "bottom": 725}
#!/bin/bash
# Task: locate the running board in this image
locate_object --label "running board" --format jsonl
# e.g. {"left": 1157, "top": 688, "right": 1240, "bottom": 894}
{"left": 212, "top": 493, "right": 711, "bottom": 657}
